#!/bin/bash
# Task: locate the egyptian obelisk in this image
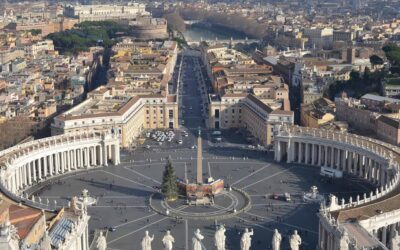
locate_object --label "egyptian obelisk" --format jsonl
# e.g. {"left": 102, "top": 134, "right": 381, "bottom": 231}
{"left": 197, "top": 129, "right": 203, "bottom": 183}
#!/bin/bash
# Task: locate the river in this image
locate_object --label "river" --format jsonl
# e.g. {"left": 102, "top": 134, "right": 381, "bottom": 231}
{"left": 183, "top": 25, "right": 246, "bottom": 42}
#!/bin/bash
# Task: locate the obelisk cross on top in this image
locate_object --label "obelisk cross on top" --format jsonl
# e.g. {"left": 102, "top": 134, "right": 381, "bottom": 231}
{"left": 196, "top": 128, "right": 203, "bottom": 184}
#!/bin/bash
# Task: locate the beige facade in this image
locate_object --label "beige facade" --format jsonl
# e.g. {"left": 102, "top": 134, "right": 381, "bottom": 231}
{"left": 51, "top": 88, "right": 178, "bottom": 148}
{"left": 301, "top": 98, "right": 336, "bottom": 128}
{"left": 376, "top": 115, "right": 400, "bottom": 145}
{"left": 335, "top": 97, "right": 378, "bottom": 133}
{"left": 208, "top": 93, "right": 293, "bottom": 146}
{"left": 64, "top": 3, "right": 149, "bottom": 22}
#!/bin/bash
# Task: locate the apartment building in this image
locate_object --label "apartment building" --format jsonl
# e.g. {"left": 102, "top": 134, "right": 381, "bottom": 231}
{"left": 24, "top": 39, "right": 55, "bottom": 56}
{"left": 376, "top": 115, "right": 400, "bottom": 145}
{"left": 64, "top": 3, "right": 149, "bottom": 22}
{"left": 208, "top": 93, "right": 293, "bottom": 146}
{"left": 382, "top": 76, "right": 400, "bottom": 98}
{"left": 303, "top": 27, "right": 333, "bottom": 48}
{"left": 301, "top": 98, "right": 335, "bottom": 128}
{"left": 335, "top": 96, "right": 378, "bottom": 133}
{"left": 51, "top": 87, "right": 178, "bottom": 148}
{"left": 333, "top": 30, "right": 354, "bottom": 42}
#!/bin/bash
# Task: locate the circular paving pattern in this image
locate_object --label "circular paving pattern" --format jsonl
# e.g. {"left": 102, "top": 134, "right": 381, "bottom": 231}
{"left": 150, "top": 188, "right": 251, "bottom": 220}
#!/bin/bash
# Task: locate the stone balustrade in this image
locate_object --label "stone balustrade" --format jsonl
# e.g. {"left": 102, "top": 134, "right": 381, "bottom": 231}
{"left": 0, "top": 132, "right": 120, "bottom": 211}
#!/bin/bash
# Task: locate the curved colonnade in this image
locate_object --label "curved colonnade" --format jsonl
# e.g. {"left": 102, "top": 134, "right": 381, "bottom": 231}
{"left": 274, "top": 125, "right": 400, "bottom": 250}
{"left": 0, "top": 132, "right": 120, "bottom": 211}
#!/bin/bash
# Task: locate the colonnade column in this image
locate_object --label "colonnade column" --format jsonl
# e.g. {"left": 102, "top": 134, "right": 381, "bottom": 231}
{"left": 27, "top": 162, "right": 32, "bottom": 185}
{"left": 44, "top": 156, "right": 48, "bottom": 178}
{"left": 311, "top": 144, "right": 316, "bottom": 165}
{"left": 72, "top": 150, "right": 76, "bottom": 170}
{"left": 298, "top": 142, "right": 303, "bottom": 164}
{"left": 66, "top": 150, "right": 71, "bottom": 172}
{"left": 359, "top": 155, "right": 365, "bottom": 178}
{"left": 103, "top": 144, "right": 108, "bottom": 167}
{"left": 380, "top": 165, "right": 385, "bottom": 186}
{"left": 115, "top": 143, "right": 120, "bottom": 165}
{"left": 99, "top": 146, "right": 103, "bottom": 166}
{"left": 39, "top": 158, "right": 43, "bottom": 180}
{"left": 336, "top": 149, "right": 341, "bottom": 169}
{"left": 79, "top": 149, "right": 84, "bottom": 168}
{"left": 23, "top": 164, "right": 27, "bottom": 187}
{"left": 355, "top": 153, "right": 359, "bottom": 175}
{"left": 382, "top": 226, "right": 387, "bottom": 247}
{"left": 305, "top": 143, "right": 310, "bottom": 164}
{"left": 318, "top": 145, "right": 322, "bottom": 166}
{"left": 49, "top": 154, "right": 54, "bottom": 176}
{"left": 32, "top": 161, "right": 37, "bottom": 182}
{"left": 60, "top": 151, "right": 65, "bottom": 173}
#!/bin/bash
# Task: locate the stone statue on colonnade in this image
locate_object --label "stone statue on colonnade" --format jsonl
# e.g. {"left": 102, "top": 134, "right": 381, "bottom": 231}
{"left": 339, "top": 230, "right": 350, "bottom": 250}
{"left": 289, "top": 230, "right": 302, "bottom": 250}
{"left": 141, "top": 230, "right": 154, "bottom": 250}
{"left": 390, "top": 230, "right": 400, "bottom": 250}
{"left": 240, "top": 228, "right": 254, "bottom": 250}
{"left": 214, "top": 225, "right": 226, "bottom": 250}
{"left": 40, "top": 231, "right": 52, "bottom": 250}
{"left": 162, "top": 230, "right": 175, "bottom": 250}
{"left": 192, "top": 228, "right": 205, "bottom": 250}
{"left": 96, "top": 231, "right": 107, "bottom": 250}
{"left": 272, "top": 229, "right": 282, "bottom": 250}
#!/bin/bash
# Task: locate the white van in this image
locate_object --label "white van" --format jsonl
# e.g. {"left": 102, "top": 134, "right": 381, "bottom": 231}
{"left": 284, "top": 193, "right": 291, "bottom": 202}
{"left": 212, "top": 131, "right": 222, "bottom": 136}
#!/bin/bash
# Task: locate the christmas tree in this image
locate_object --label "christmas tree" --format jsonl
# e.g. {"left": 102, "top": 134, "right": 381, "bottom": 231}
{"left": 161, "top": 159, "right": 178, "bottom": 201}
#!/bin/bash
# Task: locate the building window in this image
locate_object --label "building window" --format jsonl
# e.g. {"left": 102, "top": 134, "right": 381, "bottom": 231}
{"left": 169, "top": 110, "right": 173, "bottom": 119}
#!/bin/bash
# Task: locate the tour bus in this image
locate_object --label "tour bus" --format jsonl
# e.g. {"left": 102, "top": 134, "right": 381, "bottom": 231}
{"left": 320, "top": 166, "right": 343, "bottom": 178}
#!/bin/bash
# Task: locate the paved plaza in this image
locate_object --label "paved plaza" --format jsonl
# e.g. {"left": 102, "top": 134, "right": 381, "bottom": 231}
{"left": 29, "top": 146, "right": 373, "bottom": 250}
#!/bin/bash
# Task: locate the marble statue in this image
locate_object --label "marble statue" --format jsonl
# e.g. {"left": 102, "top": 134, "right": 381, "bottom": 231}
{"left": 141, "top": 231, "right": 154, "bottom": 250}
{"left": 40, "top": 231, "right": 52, "bottom": 250}
{"left": 162, "top": 230, "right": 175, "bottom": 250}
{"left": 390, "top": 230, "right": 400, "bottom": 250}
{"left": 214, "top": 225, "right": 226, "bottom": 250}
{"left": 240, "top": 228, "right": 254, "bottom": 250}
{"left": 339, "top": 230, "right": 350, "bottom": 250}
{"left": 96, "top": 231, "right": 107, "bottom": 250}
{"left": 272, "top": 229, "right": 282, "bottom": 250}
{"left": 192, "top": 228, "right": 205, "bottom": 250}
{"left": 289, "top": 230, "right": 302, "bottom": 250}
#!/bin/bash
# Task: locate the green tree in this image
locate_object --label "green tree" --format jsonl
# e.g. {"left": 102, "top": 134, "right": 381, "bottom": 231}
{"left": 370, "top": 55, "right": 384, "bottom": 67}
{"left": 161, "top": 159, "right": 178, "bottom": 201}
